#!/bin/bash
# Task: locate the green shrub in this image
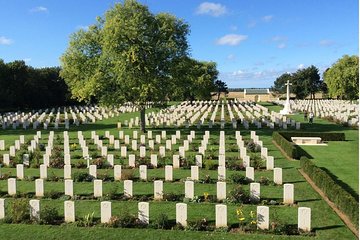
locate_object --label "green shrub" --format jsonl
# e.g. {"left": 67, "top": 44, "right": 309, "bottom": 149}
{"left": 40, "top": 206, "right": 61, "bottom": 225}
{"left": 44, "top": 190, "right": 62, "bottom": 199}
{"left": 152, "top": 213, "right": 171, "bottom": 229}
{"left": 300, "top": 157, "right": 358, "bottom": 227}
{"left": 186, "top": 218, "right": 213, "bottom": 231}
{"left": 204, "top": 160, "right": 217, "bottom": 170}
{"left": 229, "top": 173, "right": 249, "bottom": 184}
{"left": 72, "top": 172, "right": 94, "bottom": 182}
{"left": 228, "top": 185, "right": 250, "bottom": 204}
{"left": 10, "top": 199, "right": 29, "bottom": 223}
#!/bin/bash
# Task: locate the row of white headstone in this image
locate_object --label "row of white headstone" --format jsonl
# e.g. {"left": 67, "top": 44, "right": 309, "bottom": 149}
{"left": 0, "top": 199, "right": 310, "bottom": 231}
{"left": 117, "top": 100, "right": 301, "bottom": 130}
{"left": 5, "top": 178, "right": 294, "bottom": 203}
{"left": 0, "top": 103, "right": 143, "bottom": 130}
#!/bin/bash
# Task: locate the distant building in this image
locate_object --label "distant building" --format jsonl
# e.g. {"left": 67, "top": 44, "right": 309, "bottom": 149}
{"left": 212, "top": 88, "right": 276, "bottom": 101}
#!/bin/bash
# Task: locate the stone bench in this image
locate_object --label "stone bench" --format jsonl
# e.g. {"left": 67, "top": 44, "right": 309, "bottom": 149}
{"left": 291, "top": 137, "right": 322, "bottom": 145}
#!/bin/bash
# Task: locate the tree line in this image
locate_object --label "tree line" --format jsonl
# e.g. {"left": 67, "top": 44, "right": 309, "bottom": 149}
{"left": 271, "top": 55, "right": 358, "bottom": 100}
{"left": 0, "top": 59, "right": 74, "bottom": 110}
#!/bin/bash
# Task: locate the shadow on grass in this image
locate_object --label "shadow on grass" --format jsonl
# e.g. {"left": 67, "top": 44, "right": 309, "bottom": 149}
{"left": 285, "top": 180, "right": 306, "bottom": 184}
{"left": 296, "top": 198, "right": 321, "bottom": 203}
{"left": 313, "top": 225, "right": 344, "bottom": 231}
{"left": 319, "top": 167, "right": 359, "bottom": 200}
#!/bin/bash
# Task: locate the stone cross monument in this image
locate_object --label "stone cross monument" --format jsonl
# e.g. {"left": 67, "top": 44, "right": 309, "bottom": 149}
{"left": 280, "top": 80, "right": 293, "bottom": 115}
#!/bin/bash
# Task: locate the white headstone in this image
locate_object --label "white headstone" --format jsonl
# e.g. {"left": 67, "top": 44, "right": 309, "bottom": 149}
{"left": 274, "top": 168, "right": 283, "bottom": 185}
{"left": 195, "top": 155, "right": 202, "bottom": 168}
{"left": 216, "top": 181, "right": 226, "bottom": 201}
{"left": 154, "top": 180, "right": 163, "bottom": 200}
{"left": 64, "top": 200, "right": 75, "bottom": 222}
{"left": 94, "top": 179, "right": 103, "bottom": 197}
{"left": 266, "top": 156, "right": 274, "bottom": 170}
{"left": 8, "top": 178, "right": 16, "bottom": 196}
{"left": 0, "top": 199, "right": 4, "bottom": 219}
{"left": 35, "top": 179, "right": 44, "bottom": 197}
{"left": 40, "top": 164, "right": 47, "bottom": 179}
{"left": 101, "top": 201, "right": 111, "bottom": 223}
{"left": 138, "top": 202, "right": 149, "bottom": 224}
{"left": 16, "top": 164, "right": 24, "bottom": 179}
{"left": 298, "top": 207, "right": 311, "bottom": 232}
{"left": 173, "top": 155, "right": 180, "bottom": 169}
{"left": 191, "top": 166, "right": 199, "bottom": 181}
{"left": 124, "top": 180, "right": 133, "bottom": 198}
{"left": 114, "top": 165, "right": 122, "bottom": 181}
{"left": 150, "top": 154, "right": 157, "bottom": 168}
{"left": 218, "top": 166, "right": 226, "bottom": 181}
{"left": 250, "top": 182, "right": 260, "bottom": 203}
{"left": 257, "top": 206, "right": 269, "bottom": 230}
{"left": 283, "top": 184, "right": 294, "bottom": 204}
{"left": 139, "top": 165, "right": 147, "bottom": 181}
{"left": 65, "top": 179, "right": 73, "bottom": 197}
{"left": 89, "top": 165, "right": 97, "bottom": 178}
{"left": 128, "top": 154, "right": 136, "bottom": 168}
{"left": 184, "top": 180, "right": 194, "bottom": 199}
{"left": 176, "top": 203, "right": 187, "bottom": 227}
{"left": 29, "top": 199, "right": 40, "bottom": 221}
{"left": 215, "top": 204, "right": 227, "bottom": 228}
{"left": 246, "top": 167, "right": 254, "bottom": 181}
{"left": 165, "top": 165, "right": 173, "bottom": 181}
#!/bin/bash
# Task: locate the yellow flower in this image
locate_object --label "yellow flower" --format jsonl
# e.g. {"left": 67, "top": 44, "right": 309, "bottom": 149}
{"left": 239, "top": 217, "right": 245, "bottom": 222}
{"left": 250, "top": 211, "right": 255, "bottom": 218}
{"left": 251, "top": 220, "right": 257, "bottom": 225}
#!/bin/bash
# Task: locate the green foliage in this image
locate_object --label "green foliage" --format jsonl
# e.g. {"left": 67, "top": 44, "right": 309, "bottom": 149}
{"left": 0, "top": 59, "right": 72, "bottom": 109}
{"left": 272, "top": 132, "right": 299, "bottom": 159}
{"left": 72, "top": 172, "right": 94, "bottom": 182}
{"left": 272, "top": 65, "right": 322, "bottom": 99}
{"left": 50, "top": 146, "right": 65, "bottom": 168}
{"left": 10, "top": 199, "right": 30, "bottom": 223}
{"left": 186, "top": 218, "right": 213, "bottom": 231}
{"left": 204, "top": 160, "right": 217, "bottom": 170}
{"left": 228, "top": 185, "right": 250, "bottom": 204}
{"left": 324, "top": 55, "right": 359, "bottom": 99}
{"left": 300, "top": 157, "right": 359, "bottom": 227}
{"left": 229, "top": 173, "right": 249, "bottom": 184}
{"left": 152, "top": 213, "right": 171, "bottom": 229}
{"left": 40, "top": 206, "right": 61, "bottom": 225}
{"left": 280, "top": 131, "right": 346, "bottom": 141}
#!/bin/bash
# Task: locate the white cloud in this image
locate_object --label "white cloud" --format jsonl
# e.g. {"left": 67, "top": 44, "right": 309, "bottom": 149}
{"left": 227, "top": 54, "right": 236, "bottom": 61}
{"left": 23, "top": 58, "right": 31, "bottom": 62}
{"left": 196, "top": 2, "right": 227, "bottom": 17}
{"left": 0, "top": 36, "right": 13, "bottom": 45}
{"left": 262, "top": 15, "right": 273, "bottom": 22}
{"left": 30, "top": 6, "right": 48, "bottom": 13}
{"left": 216, "top": 34, "right": 248, "bottom": 46}
{"left": 277, "top": 43, "right": 286, "bottom": 49}
{"left": 297, "top": 64, "right": 305, "bottom": 69}
{"left": 319, "top": 39, "right": 335, "bottom": 46}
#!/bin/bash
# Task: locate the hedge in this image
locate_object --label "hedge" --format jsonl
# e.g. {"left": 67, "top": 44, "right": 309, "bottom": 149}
{"left": 300, "top": 157, "right": 359, "bottom": 228}
{"left": 272, "top": 131, "right": 346, "bottom": 159}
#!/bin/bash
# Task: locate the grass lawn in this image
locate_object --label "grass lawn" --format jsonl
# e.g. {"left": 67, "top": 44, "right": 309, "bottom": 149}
{"left": 260, "top": 102, "right": 359, "bottom": 196}
{"left": 0, "top": 103, "right": 357, "bottom": 239}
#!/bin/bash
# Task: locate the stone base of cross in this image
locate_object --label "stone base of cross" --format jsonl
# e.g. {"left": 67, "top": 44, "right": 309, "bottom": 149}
{"left": 280, "top": 79, "right": 293, "bottom": 115}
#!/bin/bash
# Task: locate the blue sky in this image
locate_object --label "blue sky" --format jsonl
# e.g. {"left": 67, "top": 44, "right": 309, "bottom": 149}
{"left": 0, "top": 0, "right": 358, "bottom": 88}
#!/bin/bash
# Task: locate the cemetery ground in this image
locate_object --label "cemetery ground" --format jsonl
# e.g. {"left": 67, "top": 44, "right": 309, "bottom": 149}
{"left": 0, "top": 103, "right": 357, "bottom": 240}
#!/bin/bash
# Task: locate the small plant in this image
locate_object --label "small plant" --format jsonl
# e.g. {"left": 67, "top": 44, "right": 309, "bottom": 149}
{"left": 74, "top": 159, "right": 87, "bottom": 168}
{"left": 203, "top": 192, "right": 209, "bottom": 202}
{"left": 72, "top": 172, "right": 94, "bottom": 182}
{"left": 10, "top": 199, "right": 29, "bottom": 223}
{"left": 80, "top": 212, "right": 96, "bottom": 227}
{"left": 44, "top": 190, "right": 62, "bottom": 199}
{"left": 202, "top": 174, "right": 212, "bottom": 184}
{"left": 163, "top": 192, "right": 181, "bottom": 202}
{"left": 204, "top": 160, "right": 217, "bottom": 170}
{"left": 152, "top": 213, "right": 171, "bottom": 229}
{"left": 250, "top": 154, "right": 264, "bottom": 170}
{"left": 229, "top": 173, "right": 249, "bottom": 184}
{"left": 40, "top": 206, "right": 60, "bottom": 225}
{"left": 259, "top": 176, "right": 271, "bottom": 185}
{"left": 186, "top": 218, "right": 212, "bottom": 231}
{"left": 228, "top": 186, "right": 250, "bottom": 204}
{"left": 92, "top": 157, "right": 110, "bottom": 169}
{"left": 117, "top": 211, "right": 138, "bottom": 228}
{"left": 121, "top": 169, "right": 135, "bottom": 180}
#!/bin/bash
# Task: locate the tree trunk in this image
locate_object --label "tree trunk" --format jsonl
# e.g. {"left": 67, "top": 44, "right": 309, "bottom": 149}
{"left": 140, "top": 106, "right": 146, "bottom": 133}
{"left": 217, "top": 92, "right": 220, "bottom": 100}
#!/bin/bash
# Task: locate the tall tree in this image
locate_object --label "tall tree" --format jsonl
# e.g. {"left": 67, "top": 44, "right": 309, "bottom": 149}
{"left": 293, "top": 65, "right": 321, "bottom": 99}
{"left": 323, "top": 55, "right": 359, "bottom": 99}
{"left": 271, "top": 72, "right": 292, "bottom": 94}
{"left": 214, "top": 80, "right": 228, "bottom": 100}
{"left": 60, "top": 0, "right": 191, "bottom": 131}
